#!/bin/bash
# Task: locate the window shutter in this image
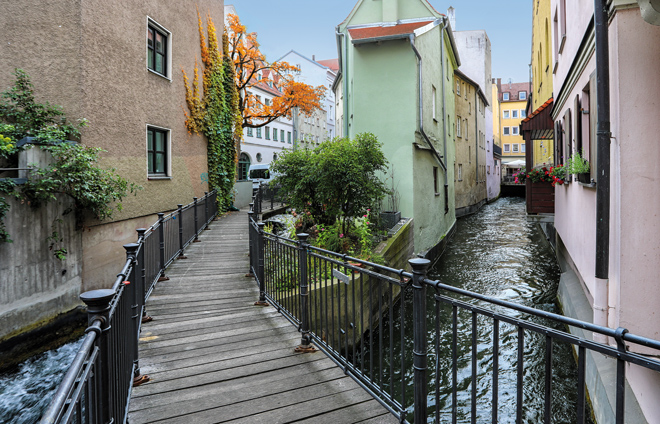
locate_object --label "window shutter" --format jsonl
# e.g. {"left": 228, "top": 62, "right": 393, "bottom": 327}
{"left": 589, "top": 73, "right": 598, "bottom": 182}
{"left": 574, "top": 94, "right": 582, "bottom": 155}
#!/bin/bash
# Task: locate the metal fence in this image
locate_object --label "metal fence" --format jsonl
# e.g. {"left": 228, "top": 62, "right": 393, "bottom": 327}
{"left": 252, "top": 183, "right": 285, "bottom": 215}
{"left": 40, "top": 191, "right": 218, "bottom": 424}
{"left": 247, "top": 211, "right": 660, "bottom": 424}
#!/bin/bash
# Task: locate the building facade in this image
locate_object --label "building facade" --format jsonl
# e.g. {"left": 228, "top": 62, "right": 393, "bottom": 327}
{"left": 335, "top": 0, "right": 459, "bottom": 256}
{"left": 453, "top": 70, "right": 488, "bottom": 216}
{"left": 494, "top": 80, "right": 528, "bottom": 176}
{"left": 551, "top": 0, "right": 660, "bottom": 421}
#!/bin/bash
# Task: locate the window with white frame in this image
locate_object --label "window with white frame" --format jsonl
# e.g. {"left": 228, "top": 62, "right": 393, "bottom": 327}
{"left": 256, "top": 127, "right": 262, "bottom": 138}
{"left": 458, "top": 164, "right": 463, "bottom": 181}
{"left": 512, "top": 127, "right": 519, "bottom": 136}
{"left": 504, "top": 144, "right": 510, "bottom": 152}
{"left": 513, "top": 144, "right": 519, "bottom": 152}
{"left": 147, "top": 20, "right": 170, "bottom": 78}
{"left": 273, "top": 128, "right": 278, "bottom": 141}
{"left": 521, "top": 144, "right": 526, "bottom": 153}
{"left": 503, "top": 110, "right": 510, "bottom": 119}
{"left": 147, "top": 126, "right": 170, "bottom": 176}
{"left": 246, "top": 127, "right": 253, "bottom": 137}
{"left": 503, "top": 92, "right": 510, "bottom": 101}
{"left": 512, "top": 110, "right": 519, "bottom": 119}
{"left": 456, "top": 80, "right": 460, "bottom": 95}
{"left": 519, "top": 91, "right": 527, "bottom": 100}
{"left": 456, "top": 117, "right": 462, "bottom": 137}
{"left": 521, "top": 109, "right": 527, "bottom": 118}
{"left": 503, "top": 127, "right": 510, "bottom": 136}
{"left": 265, "top": 126, "right": 270, "bottom": 140}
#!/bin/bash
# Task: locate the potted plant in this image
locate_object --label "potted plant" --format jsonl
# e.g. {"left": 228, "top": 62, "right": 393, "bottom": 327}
{"left": 566, "top": 151, "right": 591, "bottom": 184}
{"left": 380, "top": 165, "right": 400, "bottom": 230}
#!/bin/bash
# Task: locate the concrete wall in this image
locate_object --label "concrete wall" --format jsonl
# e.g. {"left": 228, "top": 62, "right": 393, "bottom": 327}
{"left": 233, "top": 181, "right": 253, "bottom": 209}
{"left": 0, "top": 194, "right": 82, "bottom": 342}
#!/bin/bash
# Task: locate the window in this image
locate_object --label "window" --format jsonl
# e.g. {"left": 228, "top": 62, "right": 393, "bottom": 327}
{"left": 265, "top": 98, "right": 271, "bottom": 106}
{"left": 147, "top": 22, "right": 169, "bottom": 77}
{"left": 521, "top": 109, "right": 527, "bottom": 118}
{"left": 503, "top": 127, "right": 510, "bottom": 136}
{"left": 246, "top": 127, "right": 253, "bottom": 137}
{"left": 456, "top": 80, "right": 460, "bottom": 95}
{"left": 256, "top": 127, "right": 262, "bottom": 138}
{"left": 458, "top": 164, "right": 463, "bottom": 181}
{"left": 432, "top": 85, "right": 437, "bottom": 120}
{"left": 513, "top": 144, "right": 519, "bottom": 152}
{"left": 521, "top": 144, "right": 526, "bottom": 153}
{"left": 488, "top": 165, "right": 491, "bottom": 175}
{"left": 503, "top": 92, "right": 510, "bottom": 101}
{"left": 456, "top": 117, "right": 462, "bottom": 137}
{"left": 273, "top": 153, "right": 278, "bottom": 161}
{"left": 256, "top": 95, "right": 261, "bottom": 103}
{"left": 433, "top": 167, "right": 439, "bottom": 194}
{"left": 512, "top": 127, "right": 519, "bottom": 136}
{"left": 238, "top": 153, "right": 250, "bottom": 181}
{"left": 281, "top": 130, "right": 285, "bottom": 142}
{"left": 265, "top": 126, "right": 270, "bottom": 140}
{"left": 519, "top": 91, "right": 527, "bottom": 100}
{"left": 503, "top": 110, "right": 510, "bottom": 119}
{"left": 512, "top": 110, "right": 519, "bottom": 119}
{"left": 273, "top": 128, "right": 278, "bottom": 141}
{"left": 256, "top": 152, "right": 262, "bottom": 162}
{"left": 504, "top": 144, "right": 511, "bottom": 153}
{"left": 288, "top": 131, "right": 292, "bottom": 143}
{"left": 147, "top": 127, "right": 169, "bottom": 176}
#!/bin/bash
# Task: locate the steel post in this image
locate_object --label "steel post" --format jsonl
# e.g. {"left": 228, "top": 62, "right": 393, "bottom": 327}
{"left": 295, "top": 233, "right": 315, "bottom": 353}
{"left": 193, "top": 197, "right": 200, "bottom": 242}
{"left": 410, "top": 258, "right": 431, "bottom": 424}
{"left": 177, "top": 204, "right": 187, "bottom": 259}
{"left": 157, "top": 213, "right": 168, "bottom": 281}
{"left": 254, "top": 221, "right": 268, "bottom": 306}
{"left": 204, "top": 191, "right": 209, "bottom": 227}
{"left": 136, "top": 228, "right": 151, "bottom": 323}
{"left": 123, "top": 243, "right": 147, "bottom": 385}
{"left": 80, "top": 289, "right": 115, "bottom": 424}
{"left": 247, "top": 210, "right": 255, "bottom": 278}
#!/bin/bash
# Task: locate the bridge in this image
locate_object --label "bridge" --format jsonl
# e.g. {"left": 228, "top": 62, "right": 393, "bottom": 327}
{"left": 40, "top": 189, "right": 660, "bottom": 424}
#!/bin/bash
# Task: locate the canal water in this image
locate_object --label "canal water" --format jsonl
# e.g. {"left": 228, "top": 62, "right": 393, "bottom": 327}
{"left": 365, "top": 197, "right": 592, "bottom": 423}
{"left": 0, "top": 338, "right": 82, "bottom": 424}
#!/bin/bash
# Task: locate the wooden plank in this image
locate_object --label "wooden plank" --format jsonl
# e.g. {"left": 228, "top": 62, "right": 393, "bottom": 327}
{"left": 129, "top": 210, "right": 397, "bottom": 424}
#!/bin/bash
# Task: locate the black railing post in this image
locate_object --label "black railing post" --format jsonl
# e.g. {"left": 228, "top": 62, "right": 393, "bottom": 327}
{"left": 247, "top": 209, "right": 255, "bottom": 278}
{"left": 123, "top": 243, "right": 149, "bottom": 386}
{"left": 410, "top": 258, "right": 431, "bottom": 423}
{"left": 254, "top": 221, "right": 268, "bottom": 306}
{"left": 177, "top": 204, "right": 187, "bottom": 259}
{"left": 136, "top": 228, "right": 152, "bottom": 323}
{"left": 204, "top": 191, "right": 209, "bottom": 228}
{"left": 157, "top": 213, "right": 169, "bottom": 282}
{"left": 79, "top": 289, "right": 115, "bottom": 424}
{"left": 295, "top": 233, "right": 316, "bottom": 353}
{"left": 270, "top": 186, "right": 274, "bottom": 210}
{"left": 193, "top": 197, "right": 200, "bottom": 242}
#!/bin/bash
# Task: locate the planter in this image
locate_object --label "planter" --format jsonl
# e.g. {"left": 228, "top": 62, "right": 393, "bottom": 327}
{"left": 380, "top": 211, "right": 401, "bottom": 231}
{"left": 576, "top": 173, "right": 591, "bottom": 184}
{"left": 527, "top": 181, "right": 555, "bottom": 214}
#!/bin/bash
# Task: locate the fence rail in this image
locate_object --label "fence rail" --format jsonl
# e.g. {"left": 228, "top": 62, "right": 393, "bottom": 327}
{"left": 40, "top": 191, "right": 218, "bottom": 424}
{"left": 247, "top": 206, "right": 660, "bottom": 424}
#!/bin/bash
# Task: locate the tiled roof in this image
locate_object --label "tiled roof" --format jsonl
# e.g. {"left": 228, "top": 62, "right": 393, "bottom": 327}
{"left": 348, "top": 21, "right": 433, "bottom": 41}
{"left": 317, "top": 59, "right": 339, "bottom": 72}
{"left": 521, "top": 97, "right": 553, "bottom": 123}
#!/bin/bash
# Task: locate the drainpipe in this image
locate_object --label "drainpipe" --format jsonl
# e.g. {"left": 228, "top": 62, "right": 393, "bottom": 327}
{"left": 335, "top": 27, "right": 349, "bottom": 138}
{"left": 475, "top": 90, "right": 479, "bottom": 185}
{"left": 408, "top": 18, "right": 449, "bottom": 213}
{"left": 593, "top": 0, "right": 611, "bottom": 342}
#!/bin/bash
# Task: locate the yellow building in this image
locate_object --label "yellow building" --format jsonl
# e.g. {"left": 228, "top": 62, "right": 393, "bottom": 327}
{"left": 523, "top": 0, "right": 554, "bottom": 168}
{"left": 494, "top": 80, "right": 528, "bottom": 177}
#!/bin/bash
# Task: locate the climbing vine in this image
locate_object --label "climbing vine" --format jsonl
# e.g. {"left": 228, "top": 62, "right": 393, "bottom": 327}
{"left": 183, "top": 11, "right": 242, "bottom": 211}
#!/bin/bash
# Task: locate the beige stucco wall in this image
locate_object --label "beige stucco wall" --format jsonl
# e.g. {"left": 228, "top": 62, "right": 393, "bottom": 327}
{"left": 1, "top": 0, "right": 224, "bottom": 291}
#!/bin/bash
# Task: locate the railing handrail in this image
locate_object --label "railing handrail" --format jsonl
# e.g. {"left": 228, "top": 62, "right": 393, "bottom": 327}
{"left": 41, "top": 190, "right": 219, "bottom": 424}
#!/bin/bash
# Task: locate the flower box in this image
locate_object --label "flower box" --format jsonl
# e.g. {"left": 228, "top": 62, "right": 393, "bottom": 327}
{"left": 380, "top": 211, "right": 401, "bottom": 231}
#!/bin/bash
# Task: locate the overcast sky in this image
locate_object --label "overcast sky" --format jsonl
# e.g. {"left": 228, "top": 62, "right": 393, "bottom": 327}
{"left": 228, "top": 1, "right": 533, "bottom": 84}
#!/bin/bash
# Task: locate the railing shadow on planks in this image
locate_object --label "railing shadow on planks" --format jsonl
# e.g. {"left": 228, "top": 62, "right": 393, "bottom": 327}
{"left": 40, "top": 191, "right": 219, "bottom": 424}
{"left": 247, "top": 199, "right": 660, "bottom": 424}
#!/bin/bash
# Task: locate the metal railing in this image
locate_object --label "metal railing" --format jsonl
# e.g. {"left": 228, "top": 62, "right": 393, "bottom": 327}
{"left": 247, "top": 211, "right": 660, "bottom": 424}
{"left": 40, "top": 191, "right": 218, "bottom": 424}
{"left": 252, "top": 183, "right": 285, "bottom": 215}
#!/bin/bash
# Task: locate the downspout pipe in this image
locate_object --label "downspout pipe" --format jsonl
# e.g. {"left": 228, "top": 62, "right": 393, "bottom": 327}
{"left": 335, "top": 27, "right": 349, "bottom": 138}
{"left": 440, "top": 18, "right": 450, "bottom": 213}
{"left": 593, "top": 0, "right": 611, "bottom": 339}
{"left": 409, "top": 33, "right": 447, "bottom": 172}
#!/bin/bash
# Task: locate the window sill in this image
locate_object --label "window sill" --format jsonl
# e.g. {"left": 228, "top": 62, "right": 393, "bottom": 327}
{"left": 148, "top": 175, "right": 172, "bottom": 180}
{"left": 147, "top": 68, "right": 172, "bottom": 81}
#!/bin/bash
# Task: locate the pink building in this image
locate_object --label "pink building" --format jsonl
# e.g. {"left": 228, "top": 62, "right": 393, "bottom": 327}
{"left": 551, "top": 0, "right": 660, "bottom": 421}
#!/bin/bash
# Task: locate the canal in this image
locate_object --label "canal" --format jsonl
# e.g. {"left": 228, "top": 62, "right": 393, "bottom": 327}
{"left": 364, "top": 197, "right": 592, "bottom": 423}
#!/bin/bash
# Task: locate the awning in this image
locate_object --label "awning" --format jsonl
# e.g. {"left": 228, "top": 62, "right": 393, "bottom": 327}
{"left": 503, "top": 159, "right": 526, "bottom": 167}
{"left": 521, "top": 98, "right": 554, "bottom": 140}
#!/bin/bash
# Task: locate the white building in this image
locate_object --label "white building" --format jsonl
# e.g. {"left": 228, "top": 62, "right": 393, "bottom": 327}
{"left": 278, "top": 50, "right": 337, "bottom": 142}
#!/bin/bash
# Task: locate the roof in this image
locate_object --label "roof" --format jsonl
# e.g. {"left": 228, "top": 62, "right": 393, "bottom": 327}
{"left": 499, "top": 82, "right": 529, "bottom": 102}
{"left": 521, "top": 97, "right": 553, "bottom": 124}
{"left": 348, "top": 21, "right": 434, "bottom": 41}
{"left": 521, "top": 97, "right": 554, "bottom": 140}
{"left": 454, "top": 69, "right": 489, "bottom": 107}
{"left": 317, "top": 59, "right": 339, "bottom": 72}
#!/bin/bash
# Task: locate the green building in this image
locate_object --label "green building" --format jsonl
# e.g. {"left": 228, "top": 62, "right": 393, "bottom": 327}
{"left": 334, "top": 0, "right": 460, "bottom": 257}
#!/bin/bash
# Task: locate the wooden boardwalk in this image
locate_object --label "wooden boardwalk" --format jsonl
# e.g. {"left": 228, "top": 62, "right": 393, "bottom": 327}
{"left": 129, "top": 210, "right": 398, "bottom": 424}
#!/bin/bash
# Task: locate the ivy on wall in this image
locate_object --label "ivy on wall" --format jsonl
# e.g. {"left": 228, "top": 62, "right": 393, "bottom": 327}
{"left": 183, "top": 11, "right": 242, "bottom": 211}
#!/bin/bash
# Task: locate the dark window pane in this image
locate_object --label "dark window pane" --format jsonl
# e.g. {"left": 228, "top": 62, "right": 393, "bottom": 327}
{"left": 147, "top": 130, "right": 154, "bottom": 151}
{"left": 156, "top": 54, "right": 164, "bottom": 74}
{"left": 148, "top": 155, "right": 154, "bottom": 172}
{"left": 155, "top": 152, "right": 164, "bottom": 173}
{"left": 156, "top": 33, "right": 163, "bottom": 52}
{"left": 148, "top": 29, "right": 154, "bottom": 48}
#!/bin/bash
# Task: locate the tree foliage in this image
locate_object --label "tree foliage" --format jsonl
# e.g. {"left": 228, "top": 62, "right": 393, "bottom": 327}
{"left": 183, "top": 11, "right": 241, "bottom": 210}
{"left": 271, "top": 133, "right": 389, "bottom": 234}
{"left": 226, "top": 13, "right": 326, "bottom": 129}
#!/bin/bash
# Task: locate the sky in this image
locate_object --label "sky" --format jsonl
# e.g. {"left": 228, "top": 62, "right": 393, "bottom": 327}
{"left": 228, "top": 1, "right": 533, "bottom": 84}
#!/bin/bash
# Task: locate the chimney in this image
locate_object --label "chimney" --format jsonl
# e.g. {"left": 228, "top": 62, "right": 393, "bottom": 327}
{"left": 447, "top": 6, "right": 456, "bottom": 30}
{"left": 312, "top": 55, "right": 316, "bottom": 62}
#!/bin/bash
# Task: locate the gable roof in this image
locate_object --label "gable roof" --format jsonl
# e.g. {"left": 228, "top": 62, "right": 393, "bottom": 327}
{"left": 339, "top": 0, "right": 441, "bottom": 27}
{"left": 317, "top": 59, "right": 339, "bottom": 72}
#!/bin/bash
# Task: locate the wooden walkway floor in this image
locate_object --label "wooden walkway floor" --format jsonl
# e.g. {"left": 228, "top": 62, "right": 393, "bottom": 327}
{"left": 129, "top": 210, "right": 398, "bottom": 424}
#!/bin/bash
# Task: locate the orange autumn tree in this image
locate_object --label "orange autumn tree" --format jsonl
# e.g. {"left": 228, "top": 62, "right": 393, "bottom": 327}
{"left": 226, "top": 13, "right": 325, "bottom": 129}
